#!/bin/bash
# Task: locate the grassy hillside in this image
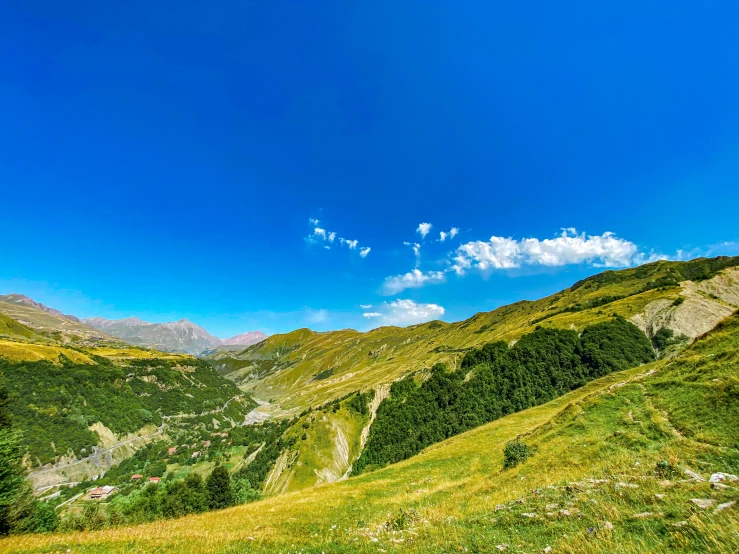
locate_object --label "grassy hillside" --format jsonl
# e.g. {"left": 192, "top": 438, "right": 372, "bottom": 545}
{"left": 215, "top": 257, "right": 739, "bottom": 414}
{"left": 196, "top": 257, "right": 739, "bottom": 495}
{"left": 0, "top": 296, "right": 123, "bottom": 346}
{"left": 4, "top": 310, "right": 738, "bottom": 553}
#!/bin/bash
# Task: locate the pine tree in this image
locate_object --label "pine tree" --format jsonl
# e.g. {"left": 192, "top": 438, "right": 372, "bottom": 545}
{"left": 206, "top": 465, "right": 233, "bottom": 510}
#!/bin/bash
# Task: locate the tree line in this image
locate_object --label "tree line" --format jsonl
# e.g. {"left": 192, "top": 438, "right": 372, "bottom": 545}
{"left": 354, "top": 317, "right": 655, "bottom": 473}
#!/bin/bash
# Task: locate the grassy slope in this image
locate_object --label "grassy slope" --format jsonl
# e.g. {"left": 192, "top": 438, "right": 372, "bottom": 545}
{"left": 218, "top": 259, "right": 738, "bottom": 415}
{"left": 0, "top": 297, "right": 123, "bottom": 345}
{"left": 5, "top": 312, "right": 738, "bottom": 553}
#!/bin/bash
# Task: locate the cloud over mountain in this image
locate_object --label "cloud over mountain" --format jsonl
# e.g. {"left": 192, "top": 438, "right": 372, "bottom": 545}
{"left": 362, "top": 299, "right": 445, "bottom": 326}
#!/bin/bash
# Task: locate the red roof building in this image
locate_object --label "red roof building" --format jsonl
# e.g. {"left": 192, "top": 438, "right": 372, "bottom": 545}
{"left": 148, "top": 477, "right": 161, "bottom": 483}
{"left": 131, "top": 474, "right": 143, "bottom": 480}
{"left": 168, "top": 447, "right": 177, "bottom": 455}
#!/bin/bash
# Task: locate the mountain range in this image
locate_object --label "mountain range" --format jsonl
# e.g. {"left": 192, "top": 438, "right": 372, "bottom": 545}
{"left": 83, "top": 316, "right": 267, "bottom": 355}
{"left": 0, "top": 294, "right": 267, "bottom": 355}
{"left": 1, "top": 255, "right": 738, "bottom": 552}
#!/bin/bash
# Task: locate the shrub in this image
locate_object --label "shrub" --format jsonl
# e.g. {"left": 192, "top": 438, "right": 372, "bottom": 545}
{"left": 503, "top": 439, "right": 532, "bottom": 469}
{"left": 655, "top": 460, "right": 678, "bottom": 478}
{"left": 672, "top": 296, "right": 685, "bottom": 307}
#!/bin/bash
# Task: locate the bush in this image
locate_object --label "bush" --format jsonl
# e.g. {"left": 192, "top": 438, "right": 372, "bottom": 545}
{"left": 655, "top": 460, "right": 678, "bottom": 478}
{"left": 672, "top": 296, "right": 685, "bottom": 307}
{"left": 652, "top": 327, "right": 675, "bottom": 352}
{"left": 503, "top": 439, "right": 532, "bottom": 469}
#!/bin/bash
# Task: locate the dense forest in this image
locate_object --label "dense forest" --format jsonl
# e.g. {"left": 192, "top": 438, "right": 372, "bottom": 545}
{"left": 354, "top": 317, "right": 655, "bottom": 473}
{"left": 0, "top": 356, "right": 255, "bottom": 465}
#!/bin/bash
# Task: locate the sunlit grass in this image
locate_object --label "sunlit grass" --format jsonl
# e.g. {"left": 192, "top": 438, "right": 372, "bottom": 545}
{"left": 4, "top": 314, "right": 738, "bottom": 553}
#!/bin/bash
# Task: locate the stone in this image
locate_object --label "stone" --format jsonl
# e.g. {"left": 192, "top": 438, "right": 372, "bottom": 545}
{"left": 671, "top": 521, "right": 688, "bottom": 527}
{"left": 633, "top": 512, "right": 653, "bottom": 518}
{"left": 690, "top": 498, "right": 715, "bottom": 509}
{"left": 713, "top": 501, "right": 736, "bottom": 514}
{"left": 603, "top": 521, "right": 614, "bottom": 530}
{"left": 542, "top": 547, "right": 553, "bottom": 553}
{"left": 617, "top": 482, "right": 639, "bottom": 489}
{"left": 654, "top": 494, "right": 666, "bottom": 500}
{"left": 711, "top": 483, "right": 729, "bottom": 491}
{"left": 521, "top": 512, "right": 538, "bottom": 518}
{"left": 495, "top": 545, "right": 509, "bottom": 552}
{"left": 684, "top": 469, "right": 705, "bottom": 482}
{"left": 495, "top": 504, "right": 507, "bottom": 511}
{"left": 545, "top": 503, "right": 559, "bottom": 511}
{"left": 709, "top": 472, "right": 738, "bottom": 483}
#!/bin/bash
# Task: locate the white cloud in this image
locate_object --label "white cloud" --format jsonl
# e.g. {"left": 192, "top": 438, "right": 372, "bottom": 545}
{"left": 360, "top": 304, "right": 373, "bottom": 309}
{"left": 305, "top": 308, "right": 328, "bottom": 324}
{"left": 403, "top": 241, "right": 422, "bottom": 266}
{"left": 416, "top": 222, "right": 432, "bottom": 238}
{"left": 362, "top": 299, "right": 445, "bottom": 327}
{"left": 309, "top": 218, "right": 320, "bottom": 225}
{"left": 439, "top": 227, "right": 459, "bottom": 242}
{"left": 452, "top": 229, "right": 641, "bottom": 274}
{"left": 383, "top": 268, "right": 446, "bottom": 295}
{"left": 304, "top": 220, "right": 368, "bottom": 257}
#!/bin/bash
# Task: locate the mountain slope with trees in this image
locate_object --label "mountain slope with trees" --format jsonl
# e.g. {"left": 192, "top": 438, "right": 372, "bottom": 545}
{"left": 4, "top": 308, "right": 738, "bottom": 553}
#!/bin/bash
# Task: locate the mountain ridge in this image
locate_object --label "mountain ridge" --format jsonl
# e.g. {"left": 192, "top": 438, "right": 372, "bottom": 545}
{"left": 83, "top": 316, "right": 267, "bottom": 355}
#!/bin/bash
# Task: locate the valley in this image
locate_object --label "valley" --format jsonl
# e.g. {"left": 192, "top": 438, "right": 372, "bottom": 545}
{"left": 0, "top": 256, "right": 737, "bottom": 552}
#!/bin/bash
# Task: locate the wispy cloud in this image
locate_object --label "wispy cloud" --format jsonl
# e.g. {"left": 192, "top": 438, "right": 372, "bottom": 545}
{"left": 383, "top": 268, "right": 446, "bottom": 295}
{"left": 305, "top": 218, "right": 369, "bottom": 256}
{"left": 403, "top": 241, "right": 422, "bottom": 267}
{"left": 362, "top": 299, "right": 445, "bottom": 326}
{"left": 305, "top": 308, "right": 328, "bottom": 324}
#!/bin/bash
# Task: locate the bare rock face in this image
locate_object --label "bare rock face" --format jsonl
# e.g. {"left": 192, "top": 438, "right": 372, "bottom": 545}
{"left": 84, "top": 316, "right": 223, "bottom": 355}
{"left": 631, "top": 268, "right": 739, "bottom": 340}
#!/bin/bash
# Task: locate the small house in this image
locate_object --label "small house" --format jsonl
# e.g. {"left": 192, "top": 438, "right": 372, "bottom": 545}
{"left": 89, "top": 485, "right": 116, "bottom": 500}
{"left": 131, "top": 474, "right": 143, "bottom": 481}
{"left": 168, "top": 447, "right": 177, "bottom": 455}
{"left": 192, "top": 451, "right": 200, "bottom": 459}
{"left": 148, "top": 477, "right": 161, "bottom": 484}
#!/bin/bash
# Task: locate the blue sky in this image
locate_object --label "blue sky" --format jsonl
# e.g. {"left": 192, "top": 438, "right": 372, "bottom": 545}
{"left": 1, "top": 1, "right": 738, "bottom": 337}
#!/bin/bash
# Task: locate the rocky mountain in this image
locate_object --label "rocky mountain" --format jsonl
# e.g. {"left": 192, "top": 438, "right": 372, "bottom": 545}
{"left": 221, "top": 330, "right": 267, "bottom": 346}
{"left": 0, "top": 294, "right": 118, "bottom": 344}
{"left": 0, "top": 294, "right": 81, "bottom": 322}
{"left": 83, "top": 316, "right": 223, "bottom": 355}
{"left": 83, "top": 316, "right": 267, "bottom": 355}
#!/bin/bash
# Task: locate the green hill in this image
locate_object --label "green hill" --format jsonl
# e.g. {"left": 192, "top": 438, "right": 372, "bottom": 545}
{"left": 197, "top": 257, "right": 739, "bottom": 495}
{"left": 215, "top": 257, "right": 739, "bottom": 415}
{"left": 4, "top": 299, "right": 738, "bottom": 553}
{"left": 0, "top": 294, "right": 124, "bottom": 346}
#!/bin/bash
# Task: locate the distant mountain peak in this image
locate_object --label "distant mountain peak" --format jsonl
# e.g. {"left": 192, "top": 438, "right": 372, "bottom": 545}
{"left": 222, "top": 330, "right": 268, "bottom": 346}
